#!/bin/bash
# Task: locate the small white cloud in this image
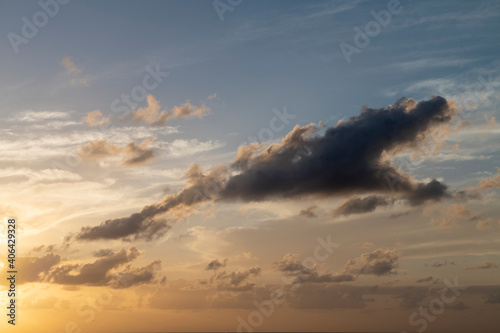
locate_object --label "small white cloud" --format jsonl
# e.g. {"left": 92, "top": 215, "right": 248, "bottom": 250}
{"left": 60, "top": 56, "right": 82, "bottom": 75}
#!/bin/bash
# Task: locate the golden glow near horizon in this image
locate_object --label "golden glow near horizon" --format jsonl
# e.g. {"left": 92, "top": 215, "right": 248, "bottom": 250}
{"left": 1, "top": 1, "right": 500, "bottom": 332}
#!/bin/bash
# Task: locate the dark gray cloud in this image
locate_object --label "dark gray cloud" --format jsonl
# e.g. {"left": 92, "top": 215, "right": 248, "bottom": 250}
{"left": 405, "top": 179, "right": 450, "bottom": 206}
{"left": 206, "top": 259, "right": 227, "bottom": 270}
{"left": 79, "top": 138, "right": 156, "bottom": 167}
{"left": 221, "top": 96, "right": 455, "bottom": 202}
{"left": 333, "top": 196, "right": 393, "bottom": 217}
{"left": 72, "top": 165, "right": 228, "bottom": 242}
{"left": 75, "top": 217, "right": 170, "bottom": 242}
{"left": 72, "top": 97, "right": 457, "bottom": 242}
{"left": 123, "top": 140, "right": 156, "bottom": 166}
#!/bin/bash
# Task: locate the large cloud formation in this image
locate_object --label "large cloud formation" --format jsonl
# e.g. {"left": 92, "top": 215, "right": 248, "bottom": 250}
{"left": 73, "top": 164, "right": 228, "bottom": 241}
{"left": 222, "top": 96, "right": 454, "bottom": 201}
{"left": 72, "top": 96, "right": 457, "bottom": 242}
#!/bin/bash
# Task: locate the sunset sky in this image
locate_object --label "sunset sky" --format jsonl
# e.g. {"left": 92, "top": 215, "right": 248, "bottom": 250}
{"left": 1, "top": 1, "right": 500, "bottom": 332}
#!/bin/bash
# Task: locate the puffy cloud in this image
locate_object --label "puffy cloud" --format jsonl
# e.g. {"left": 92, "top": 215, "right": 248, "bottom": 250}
{"left": 132, "top": 94, "right": 210, "bottom": 126}
{"left": 46, "top": 247, "right": 140, "bottom": 285}
{"left": 71, "top": 97, "right": 459, "bottom": 242}
{"left": 332, "top": 196, "right": 393, "bottom": 217}
{"left": 212, "top": 266, "right": 262, "bottom": 291}
{"left": 467, "top": 213, "right": 496, "bottom": 231}
{"left": 79, "top": 139, "right": 122, "bottom": 159}
{"left": 110, "top": 259, "right": 163, "bottom": 288}
{"left": 221, "top": 97, "right": 455, "bottom": 203}
{"left": 344, "top": 249, "right": 399, "bottom": 276}
{"left": 274, "top": 253, "right": 355, "bottom": 284}
{"left": 299, "top": 205, "right": 317, "bottom": 218}
{"left": 60, "top": 56, "right": 82, "bottom": 75}
{"left": 46, "top": 247, "right": 162, "bottom": 287}
{"left": 82, "top": 110, "right": 110, "bottom": 127}
{"left": 405, "top": 179, "right": 450, "bottom": 206}
{"left": 274, "top": 249, "right": 398, "bottom": 286}
{"left": 473, "top": 168, "right": 500, "bottom": 191}
{"left": 206, "top": 259, "right": 227, "bottom": 270}
{"left": 60, "top": 56, "right": 87, "bottom": 85}
{"left": 79, "top": 138, "right": 156, "bottom": 166}
{"left": 446, "top": 203, "right": 471, "bottom": 217}
{"left": 123, "top": 139, "right": 157, "bottom": 166}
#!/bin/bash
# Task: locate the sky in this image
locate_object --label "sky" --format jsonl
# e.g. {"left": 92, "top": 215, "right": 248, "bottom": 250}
{"left": 0, "top": 0, "right": 500, "bottom": 332}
